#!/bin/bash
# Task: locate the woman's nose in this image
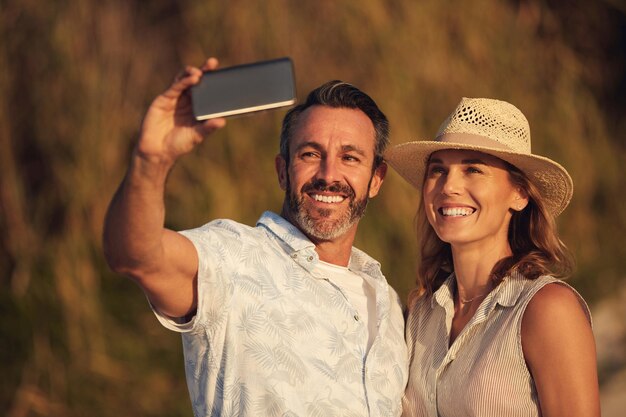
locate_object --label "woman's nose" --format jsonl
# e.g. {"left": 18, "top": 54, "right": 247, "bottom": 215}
{"left": 441, "top": 170, "right": 463, "bottom": 195}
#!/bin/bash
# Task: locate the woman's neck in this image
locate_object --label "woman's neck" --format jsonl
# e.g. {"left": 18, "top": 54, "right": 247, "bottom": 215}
{"left": 451, "top": 240, "right": 512, "bottom": 298}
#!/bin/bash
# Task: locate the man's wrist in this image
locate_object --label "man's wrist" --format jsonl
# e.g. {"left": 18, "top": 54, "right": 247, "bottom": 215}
{"left": 128, "top": 149, "right": 174, "bottom": 185}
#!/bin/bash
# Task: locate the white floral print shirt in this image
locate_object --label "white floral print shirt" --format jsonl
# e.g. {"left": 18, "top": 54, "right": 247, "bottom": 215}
{"left": 154, "top": 211, "right": 408, "bottom": 417}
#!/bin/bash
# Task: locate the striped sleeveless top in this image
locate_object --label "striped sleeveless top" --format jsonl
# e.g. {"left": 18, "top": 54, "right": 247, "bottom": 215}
{"left": 402, "top": 272, "right": 591, "bottom": 417}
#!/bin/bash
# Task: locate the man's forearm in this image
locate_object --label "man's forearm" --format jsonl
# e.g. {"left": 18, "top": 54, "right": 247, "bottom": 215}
{"left": 102, "top": 153, "right": 172, "bottom": 277}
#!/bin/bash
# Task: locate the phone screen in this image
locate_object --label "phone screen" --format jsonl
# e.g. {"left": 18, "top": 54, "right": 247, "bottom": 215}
{"left": 191, "top": 57, "right": 296, "bottom": 120}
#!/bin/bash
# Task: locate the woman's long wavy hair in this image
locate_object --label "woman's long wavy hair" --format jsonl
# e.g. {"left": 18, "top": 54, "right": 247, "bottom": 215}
{"left": 409, "top": 161, "right": 574, "bottom": 306}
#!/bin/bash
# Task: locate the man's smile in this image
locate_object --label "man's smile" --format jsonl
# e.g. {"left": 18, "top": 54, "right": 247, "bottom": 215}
{"left": 311, "top": 193, "right": 346, "bottom": 204}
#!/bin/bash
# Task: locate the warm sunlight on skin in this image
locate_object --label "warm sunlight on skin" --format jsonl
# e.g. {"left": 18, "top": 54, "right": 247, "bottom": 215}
{"left": 276, "top": 105, "right": 385, "bottom": 241}
{"left": 422, "top": 149, "right": 527, "bottom": 256}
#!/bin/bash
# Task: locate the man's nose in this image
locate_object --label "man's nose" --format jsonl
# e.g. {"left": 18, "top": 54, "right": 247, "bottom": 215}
{"left": 316, "top": 158, "right": 341, "bottom": 183}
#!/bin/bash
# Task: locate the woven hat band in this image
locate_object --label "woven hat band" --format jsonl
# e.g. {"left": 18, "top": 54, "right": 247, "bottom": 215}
{"left": 435, "top": 132, "right": 521, "bottom": 153}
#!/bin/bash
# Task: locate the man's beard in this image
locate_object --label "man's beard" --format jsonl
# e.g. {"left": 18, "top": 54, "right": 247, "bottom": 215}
{"left": 285, "top": 176, "right": 370, "bottom": 241}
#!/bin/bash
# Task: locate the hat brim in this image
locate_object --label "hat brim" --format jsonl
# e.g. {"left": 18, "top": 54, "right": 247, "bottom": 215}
{"left": 385, "top": 140, "right": 573, "bottom": 216}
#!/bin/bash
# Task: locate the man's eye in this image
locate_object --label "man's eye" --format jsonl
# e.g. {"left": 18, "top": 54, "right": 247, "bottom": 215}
{"left": 300, "top": 151, "right": 318, "bottom": 159}
{"left": 343, "top": 155, "right": 359, "bottom": 162}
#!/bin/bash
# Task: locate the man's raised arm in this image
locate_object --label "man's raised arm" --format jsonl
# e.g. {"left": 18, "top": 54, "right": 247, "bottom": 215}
{"left": 103, "top": 58, "right": 225, "bottom": 318}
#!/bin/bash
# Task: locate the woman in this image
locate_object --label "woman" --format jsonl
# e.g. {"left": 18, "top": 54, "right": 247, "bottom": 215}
{"left": 386, "top": 98, "right": 600, "bottom": 417}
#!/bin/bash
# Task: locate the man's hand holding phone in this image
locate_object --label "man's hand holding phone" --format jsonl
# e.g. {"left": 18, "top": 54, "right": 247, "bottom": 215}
{"left": 133, "top": 56, "right": 295, "bottom": 170}
{"left": 136, "top": 58, "right": 226, "bottom": 169}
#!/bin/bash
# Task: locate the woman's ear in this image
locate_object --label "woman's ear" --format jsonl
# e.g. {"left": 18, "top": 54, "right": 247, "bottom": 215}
{"left": 512, "top": 187, "right": 529, "bottom": 212}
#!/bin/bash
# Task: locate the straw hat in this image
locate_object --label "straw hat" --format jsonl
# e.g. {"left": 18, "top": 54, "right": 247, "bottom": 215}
{"left": 385, "top": 97, "right": 573, "bottom": 216}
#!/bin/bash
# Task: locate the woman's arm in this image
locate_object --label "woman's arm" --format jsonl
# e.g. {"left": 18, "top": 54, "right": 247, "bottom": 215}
{"left": 522, "top": 283, "right": 600, "bottom": 417}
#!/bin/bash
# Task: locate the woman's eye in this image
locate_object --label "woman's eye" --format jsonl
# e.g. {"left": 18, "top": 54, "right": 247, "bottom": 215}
{"left": 466, "top": 166, "right": 483, "bottom": 174}
{"left": 427, "top": 166, "right": 445, "bottom": 175}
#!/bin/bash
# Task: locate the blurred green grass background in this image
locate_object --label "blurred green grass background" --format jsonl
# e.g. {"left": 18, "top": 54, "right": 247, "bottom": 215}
{"left": 1, "top": 1, "right": 625, "bottom": 416}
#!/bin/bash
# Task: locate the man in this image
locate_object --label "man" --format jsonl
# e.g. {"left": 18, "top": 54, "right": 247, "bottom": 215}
{"left": 103, "top": 58, "right": 407, "bottom": 417}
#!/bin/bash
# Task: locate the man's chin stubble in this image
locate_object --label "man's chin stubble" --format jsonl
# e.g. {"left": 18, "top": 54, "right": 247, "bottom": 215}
{"left": 287, "top": 196, "right": 368, "bottom": 241}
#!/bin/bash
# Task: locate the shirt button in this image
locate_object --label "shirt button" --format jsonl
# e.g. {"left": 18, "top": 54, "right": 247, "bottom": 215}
{"left": 291, "top": 253, "right": 298, "bottom": 259}
{"left": 307, "top": 255, "right": 314, "bottom": 262}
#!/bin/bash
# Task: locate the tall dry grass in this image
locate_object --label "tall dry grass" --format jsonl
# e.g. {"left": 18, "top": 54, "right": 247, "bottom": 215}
{"left": 1, "top": 1, "right": 624, "bottom": 415}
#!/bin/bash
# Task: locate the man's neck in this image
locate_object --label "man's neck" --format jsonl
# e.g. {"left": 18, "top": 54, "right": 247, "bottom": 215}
{"left": 312, "top": 233, "right": 355, "bottom": 267}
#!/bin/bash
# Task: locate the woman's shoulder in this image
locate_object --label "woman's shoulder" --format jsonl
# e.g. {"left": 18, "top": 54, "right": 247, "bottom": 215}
{"left": 513, "top": 274, "right": 586, "bottom": 309}
{"left": 522, "top": 277, "right": 592, "bottom": 332}
{"left": 528, "top": 280, "right": 585, "bottom": 310}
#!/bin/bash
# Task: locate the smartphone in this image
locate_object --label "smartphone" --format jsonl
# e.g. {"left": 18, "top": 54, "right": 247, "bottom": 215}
{"left": 191, "top": 57, "right": 296, "bottom": 120}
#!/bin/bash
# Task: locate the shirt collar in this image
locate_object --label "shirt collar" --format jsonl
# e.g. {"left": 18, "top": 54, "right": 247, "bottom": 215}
{"left": 491, "top": 270, "right": 527, "bottom": 307}
{"left": 431, "top": 274, "right": 455, "bottom": 309}
{"left": 256, "top": 211, "right": 382, "bottom": 276}
{"left": 256, "top": 211, "right": 316, "bottom": 253}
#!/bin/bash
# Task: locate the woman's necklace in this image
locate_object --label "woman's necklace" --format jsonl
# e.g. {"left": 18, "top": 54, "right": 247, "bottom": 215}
{"left": 457, "top": 282, "right": 493, "bottom": 304}
{"left": 458, "top": 292, "right": 489, "bottom": 304}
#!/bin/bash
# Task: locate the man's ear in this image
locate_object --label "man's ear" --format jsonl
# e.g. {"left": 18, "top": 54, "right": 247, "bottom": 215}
{"left": 368, "top": 162, "right": 387, "bottom": 199}
{"left": 275, "top": 155, "right": 287, "bottom": 191}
